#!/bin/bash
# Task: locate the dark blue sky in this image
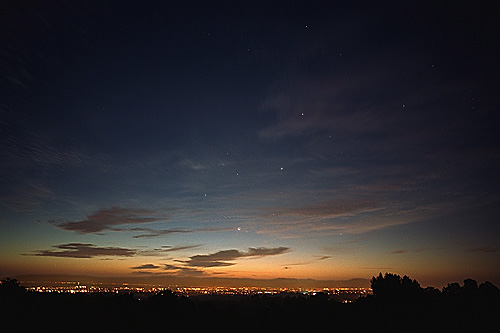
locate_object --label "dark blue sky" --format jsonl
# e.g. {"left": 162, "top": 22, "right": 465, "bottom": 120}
{"left": 1, "top": 1, "right": 499, "bottom": 287}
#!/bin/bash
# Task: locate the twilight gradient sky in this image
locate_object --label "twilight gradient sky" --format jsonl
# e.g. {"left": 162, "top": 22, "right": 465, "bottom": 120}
{"left": 1, "top": 1, "right": 499, "bottom": 288}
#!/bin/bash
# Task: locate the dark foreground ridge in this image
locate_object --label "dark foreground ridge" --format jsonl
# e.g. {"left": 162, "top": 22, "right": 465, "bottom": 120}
{"left": 1, "top": 273, "right": 499, "bottom": 332}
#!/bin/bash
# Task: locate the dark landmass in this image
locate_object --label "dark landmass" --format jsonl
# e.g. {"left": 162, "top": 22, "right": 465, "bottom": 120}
{"left": 1, "top": 273, "right": 500, "bottom": 332}
{"left": 13, "top": 274, "right": 370, "bottom": 289}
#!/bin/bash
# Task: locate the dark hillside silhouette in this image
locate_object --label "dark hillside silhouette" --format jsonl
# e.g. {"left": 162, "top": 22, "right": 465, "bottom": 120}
{"left": 1, "top": 274, "right": 499, "bottom": 332}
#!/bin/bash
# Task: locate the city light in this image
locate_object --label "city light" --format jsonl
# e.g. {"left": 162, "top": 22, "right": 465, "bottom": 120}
{"left": 25, "top": 283, "right": 372, "bottom": 300}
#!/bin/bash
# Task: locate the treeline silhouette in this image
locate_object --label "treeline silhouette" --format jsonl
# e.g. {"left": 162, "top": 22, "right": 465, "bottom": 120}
{"left": 1, "top": 273, "right": 499, "bottom": 332}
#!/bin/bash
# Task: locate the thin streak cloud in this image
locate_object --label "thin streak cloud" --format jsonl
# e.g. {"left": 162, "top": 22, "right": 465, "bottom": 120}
{"left": 131, "top": 264, "right": 161, "bottom": 270}
{"left": 130, "top": 227, "right": 233, "bottom": 239}
{"left": 27, "top": 243, "right": 137, "bottom": 258}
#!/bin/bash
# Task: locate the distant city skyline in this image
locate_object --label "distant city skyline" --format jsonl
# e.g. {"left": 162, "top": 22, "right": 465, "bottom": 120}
{"left": 1, "top": 1, "right": 499, "bottom": 288}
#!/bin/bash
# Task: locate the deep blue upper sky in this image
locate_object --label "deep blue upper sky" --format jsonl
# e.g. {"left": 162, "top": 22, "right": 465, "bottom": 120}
{"left": 1, "top": 1, "right": 499, "bottom": 286}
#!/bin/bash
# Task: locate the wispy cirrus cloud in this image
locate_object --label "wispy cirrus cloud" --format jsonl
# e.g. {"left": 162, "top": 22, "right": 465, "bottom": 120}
{"left": 258, "top": 71, "right": 399, "bottom": 140}
{"left": 27, "top": 243, "right": 136, "bottom": 258}
{"left": 129, "top": 228, "right": 191, "bottom": 238}
{"left": 468, "top": 246, "right": 500, "bottom": 253}
{"left": 0, "top": 124, "right": 87, "bottom": 171}
{"left": 255, "top": 198, "right": 390, "bottom": 236}
{"left": 282, "top": 255, "right": 330, "bottom": 270}
{"left": 0, "top": 122, "right": 86, "bottom": 213}
{"left": 158, "top": 245, "right": 202, "bottom": 253}
{"left": 254, "top": 196, "right": 462, "bottom": 236}
{"left": 390, "top": 246, "right": 444, "bottom": 255}
{"left": 129, "top": 227, "right": 232, "bottom": 239}
{"left": 0, "top": 180, "right": 53, "bottom": 212}
{"left": 178, "top": 159, "right": 209, "bottom": 171}
{"left": 52, "top": 206, "right": 165, "bottom": 233}
{"left": 138, "top": 245, "right": 201, "bottom": 256}
{"left": 270, "top": 199, "right": 381, "bottom": 220}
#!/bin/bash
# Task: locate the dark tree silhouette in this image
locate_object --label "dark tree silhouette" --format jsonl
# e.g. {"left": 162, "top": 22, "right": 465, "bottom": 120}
{"left": 370, "top": 272, "right": 422, "bottom": 300}
{"left": 463, "top": 278, "right": 478, "bottom": 290}
{"left": 478, "top": 281, "right": 500, "bottom": 307}
{"left": 0, "top": 278, "right": 26, "bottom": 297}
{"left": 370, "top": 272, "right": 401, "bottom": 297}
{"left": 442, "top": 278, "right": 481, "bottom": 299}
{"left": 442, "top": 282, "right": 461, "bottom": 295}
{"left": 479, "top": 281, "right": 500, "bottom": 295}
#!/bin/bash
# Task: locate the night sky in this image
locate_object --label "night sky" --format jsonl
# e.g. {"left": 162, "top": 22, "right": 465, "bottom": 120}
{"left": 1, "top": 1, "right": 499, "bottom": 287}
